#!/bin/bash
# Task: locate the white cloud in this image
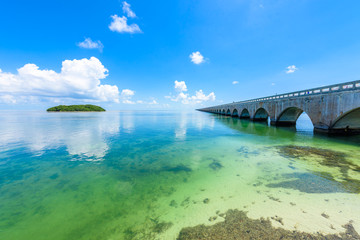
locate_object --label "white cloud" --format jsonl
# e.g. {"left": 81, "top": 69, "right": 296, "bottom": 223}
{"left": 169, "top": 80, "right": 215, "bottom": 104}
{"left": 121, "top": 89, "right": 135, "bottom": 104}
{"left": 286, "top": 65, "right": 298, "bottom": 74}
{"left": 190, "top": 90, "right": 216, "bottom": 103}
{"left": 148, "top": 99, "right": 158, "bottom": 105}
{"left": 174, "top": 80, "right": 187, "bottom": 92}
{"left": 189, "top": 51, "right": 205, "bottom": 64}
{"left": 172, "top": 92, "right": 189, "bottom": 102}
{"left": 136, "top": 99, "right": 158, "bottom": 105}
{"left": 122, "top": 1, "right": 136, "bottom": 18}
{"left": 77, "top": 38, "right": 103, "bottom": 52}
{"left": 0, "top": 57, "right": 120, "bottom": 103}
{"left": 109, "top": 15, "right": 141, "bottom": 33}
{"left": 121, "top": 89, "right": 135, "bottom": 97}
{"left": 232, "top": 81, "right": 239, "bottom": 84}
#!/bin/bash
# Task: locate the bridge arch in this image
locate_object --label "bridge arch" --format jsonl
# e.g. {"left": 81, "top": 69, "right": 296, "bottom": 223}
{"left": 277, "top": 107, "right": 305, "bottom": 126}
{"left": 331, "top": 107, "right": 360, "bottom": 132}
{"left": 222, "top": 109, "right": 226, "bottom": 115}
{"left": 232, "top": 109, "right": 239, "bottom": 117}
{"left": 253, "top": 108, "right": 269, "bottom": 122}
{"left": 240, "top": 108, "right": 250, "bottom": 119}
{"left": 226, "top": 109, "right": 231, "bottom": 116}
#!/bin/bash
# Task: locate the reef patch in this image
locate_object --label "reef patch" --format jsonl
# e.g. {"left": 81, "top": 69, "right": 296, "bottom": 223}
{"left": 177, "top": 209, "right": 360, "bottom": 240}
{"left": 277, "top": 145, "right": 360, "bottom": 176}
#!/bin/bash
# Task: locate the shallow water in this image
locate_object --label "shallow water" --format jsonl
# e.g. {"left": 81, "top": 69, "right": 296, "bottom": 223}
{"left": 0, "top": 111, "right": 359, "bottom": 240}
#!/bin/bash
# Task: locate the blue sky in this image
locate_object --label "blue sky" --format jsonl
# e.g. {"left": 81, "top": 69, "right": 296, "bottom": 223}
{"left": 1, "top": 0, "right": 360, "bottom": 110}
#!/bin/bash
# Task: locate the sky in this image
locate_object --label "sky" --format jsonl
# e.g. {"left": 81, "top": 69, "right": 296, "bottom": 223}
{"left": 1, "top": 0, "right": 360, "bottom": 110}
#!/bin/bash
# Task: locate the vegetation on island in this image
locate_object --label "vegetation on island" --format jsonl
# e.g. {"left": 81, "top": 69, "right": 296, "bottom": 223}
{"left": 47, "top": 104, "right": 106, "bottom": 112}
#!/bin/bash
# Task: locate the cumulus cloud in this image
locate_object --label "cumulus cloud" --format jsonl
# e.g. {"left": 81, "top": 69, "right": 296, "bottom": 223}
{"left": 190, "top": 90, "right": 215, "bottom": 103}
{"left": 77, "top": 38, "right": 103, "bottom": 52}
{"left": 109, "top": 2, "right": 141, "bottom": 34}
{"left": 169, "top": 80, "right": 215, "bottom": 104}
{"left": 189, "top": 51, "right": 205, "bottom": 64}
{"left": 121, "top": 89, "right": 135, "bottom": 104}
{"left": 232, "top": 81, "right": 239, "bottom": 84}
{"left": 174, "top": 80, "right": 188, "bottom": 92}
{"left": 0, "top": 57, "right": 120, "bottom": 103}
{"left": 109, "top": 15, "right": 141, "bottom": 33}
{"left": 122, "top": 1, "right": 136, "bottom": 18}
{"left": 286, "top": 65, "right": 298, "bottom": 74}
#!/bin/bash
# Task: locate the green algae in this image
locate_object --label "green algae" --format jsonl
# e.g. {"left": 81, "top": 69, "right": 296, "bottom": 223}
{"left": 177, "top": 209, "right": 360, "bottom": 240}
{"left": 276, "top": 145, "right": 360, "bottom": 193}
{"left": 277, "top": 145, "right": 360, "bottom": 176}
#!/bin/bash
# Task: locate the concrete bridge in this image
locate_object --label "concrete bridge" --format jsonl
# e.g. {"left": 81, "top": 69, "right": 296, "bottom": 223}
{"left": 198, "top": 80, "right": 360, "bottom": 134}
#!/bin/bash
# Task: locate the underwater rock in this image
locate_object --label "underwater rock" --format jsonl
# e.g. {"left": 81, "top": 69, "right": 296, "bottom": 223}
{"left": 203, "top": 198, "right": 210, "bottom": 204}
{"left": 208, "top": 216, "right": 217, "bottom": 222}
{"left": 209, "top": 160, "right": 223, "bottom": 171}
{"left": 162, "top": 165, "right": 192, "bottom": 173}
{"left": 152, "top": 221, "right": 173, "bottom": 233}
{"left": 252, "top": 181, "right": 263, "bottom": 187}
{"left": 169, "top": 200, "right": 178, "bottom": 208}
{"left": 271, "top": 215, "right": 284, "bottom": 225}
{"left": 267, "top": 195, "right": 281, "bottom": 202}
{"left": 236, "top": 146, "right": 260, "bottom": 158}
{"left": 180, "top": 197, "right": 191, "bottom": 207}
{"left": 177, "top": 209, "right": 360, "bottom": 240}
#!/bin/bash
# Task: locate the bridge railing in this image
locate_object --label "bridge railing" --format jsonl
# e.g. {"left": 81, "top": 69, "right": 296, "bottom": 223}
{"left": 207, "top": 80, "right": 360, "bottom": 109}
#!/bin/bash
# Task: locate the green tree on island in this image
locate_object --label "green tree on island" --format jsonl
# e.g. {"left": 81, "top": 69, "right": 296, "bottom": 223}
{"left": 47, "top": 105, "right": 106, "bottom": 112}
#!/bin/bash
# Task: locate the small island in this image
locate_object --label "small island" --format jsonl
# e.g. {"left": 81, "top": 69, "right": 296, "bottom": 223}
{"left": 47, "top": 104, "right": 106, "bottom": 112}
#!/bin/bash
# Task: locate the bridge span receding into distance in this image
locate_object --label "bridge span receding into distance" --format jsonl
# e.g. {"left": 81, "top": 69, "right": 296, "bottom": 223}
{"left": 198, "top": 80, "right": 360, "bottom": 134}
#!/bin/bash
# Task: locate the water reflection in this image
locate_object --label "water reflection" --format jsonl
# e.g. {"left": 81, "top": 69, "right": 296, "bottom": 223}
{"left": 175, "top": 112, "right": 187, "bottom": 140}
{"left": 121, "top": 112, "right": 135, "bottom": 133}
{"left": 193, "top": 113, "right": 215, "bottom": 130}
{"left": 0, "top": 111, "right": 120, "bottom": 160}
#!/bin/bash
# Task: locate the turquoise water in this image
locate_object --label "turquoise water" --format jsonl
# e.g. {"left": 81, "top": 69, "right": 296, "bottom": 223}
{"left": 0, "top": 111, "right": 360, "bottom": 239}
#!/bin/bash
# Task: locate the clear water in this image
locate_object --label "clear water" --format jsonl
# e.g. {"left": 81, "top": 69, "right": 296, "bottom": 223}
{"left": 0, "top": 111, "right": 359, "bottom": 240}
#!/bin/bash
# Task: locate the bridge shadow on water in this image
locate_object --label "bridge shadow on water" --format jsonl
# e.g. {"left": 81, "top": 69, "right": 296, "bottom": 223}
{"left": 212, "top": 113, "right": 360, "bottom": 147}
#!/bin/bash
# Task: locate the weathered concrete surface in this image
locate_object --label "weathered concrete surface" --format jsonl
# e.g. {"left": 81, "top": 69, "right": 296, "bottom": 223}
{"left": 198, "top": 81, "right": 360, "bottom": 134}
